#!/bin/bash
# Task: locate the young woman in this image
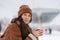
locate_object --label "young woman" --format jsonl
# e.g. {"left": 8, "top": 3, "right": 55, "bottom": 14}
{"left": 1, "top": 5, "right": 43, "bottom": 40}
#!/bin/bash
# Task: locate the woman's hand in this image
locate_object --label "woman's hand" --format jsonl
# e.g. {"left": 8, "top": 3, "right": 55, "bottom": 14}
{"left": 32, "top": 29, "right": 44, "bottom": 37}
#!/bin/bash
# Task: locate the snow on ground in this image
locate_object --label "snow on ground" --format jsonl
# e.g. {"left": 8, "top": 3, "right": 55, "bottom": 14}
{"left": 38, "top": 30, "right": 60, "bottom": 40}
{"left": 0, "top": 30, "right": 60, "bottom": 40}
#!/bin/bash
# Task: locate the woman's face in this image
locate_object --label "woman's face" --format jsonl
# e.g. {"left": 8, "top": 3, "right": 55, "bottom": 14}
{"left": 21, "top": 13, "right": 31, "bottom": 24}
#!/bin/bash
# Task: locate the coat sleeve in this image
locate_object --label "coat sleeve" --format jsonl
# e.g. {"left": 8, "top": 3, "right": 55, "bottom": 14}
{"left": 25, "top": 36, "right": 32, "bottom": 40}
{"left": 2, "top": 23, "right": 22, "bottom": 40}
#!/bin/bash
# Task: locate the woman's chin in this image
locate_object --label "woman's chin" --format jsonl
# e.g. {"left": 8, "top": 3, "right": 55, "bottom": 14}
{"left": 25, "top": 22, "right": 29, "bottom": 24}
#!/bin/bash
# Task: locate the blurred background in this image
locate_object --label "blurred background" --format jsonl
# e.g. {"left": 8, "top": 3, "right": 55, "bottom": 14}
{"left": 0, "top": 0, "right": 60, "bottom": 40}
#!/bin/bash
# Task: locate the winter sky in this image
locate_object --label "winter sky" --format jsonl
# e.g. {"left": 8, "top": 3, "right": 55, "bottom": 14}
{"left": 0, "top": 0, "right": 60, "bottom": 19}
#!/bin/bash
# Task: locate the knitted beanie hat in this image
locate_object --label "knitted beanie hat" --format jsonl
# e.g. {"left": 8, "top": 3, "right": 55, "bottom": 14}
{"left": 18, "top": 5, "right": 32, "bottom": 17}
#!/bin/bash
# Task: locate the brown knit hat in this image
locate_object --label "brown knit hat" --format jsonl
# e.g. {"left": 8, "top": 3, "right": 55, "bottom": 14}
{"left": 18, "top": 5, "right": 32, "bottom": 17}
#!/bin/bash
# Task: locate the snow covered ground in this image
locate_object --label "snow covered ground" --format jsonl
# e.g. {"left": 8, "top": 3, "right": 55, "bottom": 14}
{"left": 0, "top": 30, "right": 60, "bottom": 40}
{"left": 38, "top": 30, "right": 60, "bottom": 40}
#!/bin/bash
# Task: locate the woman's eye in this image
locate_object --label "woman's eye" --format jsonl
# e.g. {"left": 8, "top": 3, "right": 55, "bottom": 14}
{"left": 28, "top": 15, "right": 31, "bottom": 17}
{"left": 23, "top": 13, "right": 31, "bottom": 17}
